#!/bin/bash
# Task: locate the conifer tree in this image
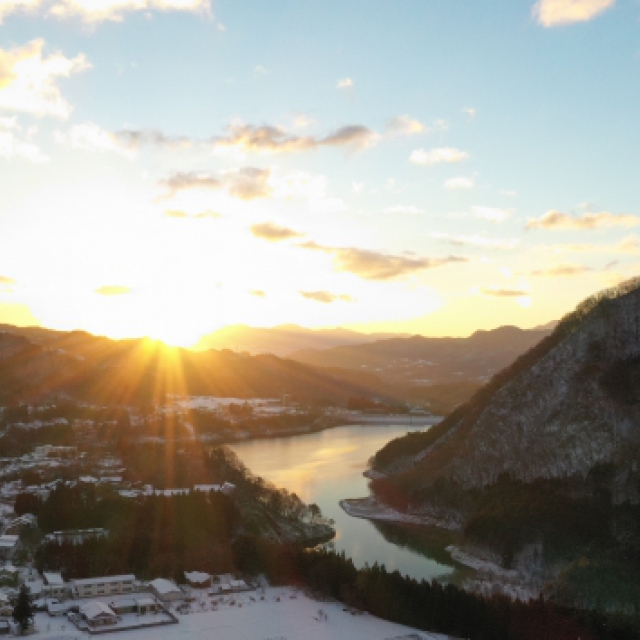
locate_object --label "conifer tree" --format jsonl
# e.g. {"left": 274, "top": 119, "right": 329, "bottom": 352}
{"left": 12, "top": 585, "right": 33, "bottom": 634}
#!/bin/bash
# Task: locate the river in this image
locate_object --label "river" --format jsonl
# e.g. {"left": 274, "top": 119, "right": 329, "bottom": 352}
{"left": 229, "top": 422, "right": 458, "bottom": 582}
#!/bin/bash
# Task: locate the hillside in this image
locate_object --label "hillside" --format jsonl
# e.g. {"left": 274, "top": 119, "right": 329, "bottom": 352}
{"left": 192, "top": 324, "right": 407, "bottom": 356}
{"left": 0, "top": 326, "right": 400, "bottom": 406}
{"left": 369, "top": 279, "right": 640, "bottom": 610}
{"left": 290, "top": 325, "right": 552, "bottom": 385}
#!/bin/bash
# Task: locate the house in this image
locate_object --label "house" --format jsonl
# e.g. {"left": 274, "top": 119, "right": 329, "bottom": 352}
{"left": 109, "top": 597, "right": 160, "bottom": 615}
{"left": 0, "top": 620, "right": 10, "bottom": 635}
{"left": 149, "top": 578, "right": 183, "bottom": 602}
{"left": 184, "top": 571, "right": 211, "bottom": 588}
{"left": 71, "top": 575, "right": 136, "bottom": 599}
{"left": 79, "top": 602, "right": 118, "bottom": 628}
{"left": 42, "top": 572, "right": 67, "bottom": 599}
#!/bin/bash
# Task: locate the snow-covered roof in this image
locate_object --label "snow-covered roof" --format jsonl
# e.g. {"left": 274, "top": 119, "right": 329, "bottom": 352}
{"left": 193, "top": 484, "right": 220, "bottom": 492}
{"left": 184, "top": 571, "right": 209, "bottom": 583}
{"left": 80, "top": 602, "right": 116, "bottom": 620}
{"left": 149, "top": 578, "right": 181, "bottom": 595}
{"left": 0, "top": 535, "right": 18, "bottom": 548}
{"left": 73, "top": 574, "right": 135, "bottom": 586}
{"left": 43, "top": 572, "right": 64, "bottom": 586}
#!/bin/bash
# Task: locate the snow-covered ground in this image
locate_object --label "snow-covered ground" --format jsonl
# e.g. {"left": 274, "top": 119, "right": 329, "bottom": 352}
{"left": 340, "top": 498, "right": 462, "bottom": 531}
{"left": 34, "top": 587, "right": 449, "bottom": 640}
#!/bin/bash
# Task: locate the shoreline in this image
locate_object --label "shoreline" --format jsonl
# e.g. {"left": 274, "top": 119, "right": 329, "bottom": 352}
{"left": 340, "top": 496, "right": 462, "bottom": 531}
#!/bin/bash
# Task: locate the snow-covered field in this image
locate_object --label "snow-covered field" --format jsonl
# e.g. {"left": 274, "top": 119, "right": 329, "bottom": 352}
{"left": 34, "top": 587, "right": 448, "bottom": 640}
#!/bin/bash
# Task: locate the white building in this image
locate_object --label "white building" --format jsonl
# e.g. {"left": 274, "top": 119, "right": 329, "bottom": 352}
{"left": 149, "top": 578, "right": 183, "bottom": 602}
{"left": 72, "top": 575, "right": 136, "bottom": 599}
{"left": 42, "top": 572, "right": 67, "bottom": 598}
{"left": 45, "top": 528, "right": 108, "bottom": 545}
{"left": 79, "top": 601, "right": 118, "bottom": 628}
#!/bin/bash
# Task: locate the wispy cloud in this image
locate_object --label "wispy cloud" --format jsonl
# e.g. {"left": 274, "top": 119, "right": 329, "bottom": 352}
{"left": 0, "top": 275, "right": 16, "bottom": 292}
{"left": 159, "top": 167, "right": 272, "bottom": 200}
{"left": 299, "top": 241, "right": 467, "bottom": 280}
{"left": 444, "top": 176, "right": 474, "bottom": 190}
{"left": 410, "top": 147, "right": 468, "bottom": 165}
{"left": 250, "top": 289, "right": 265, "bottom": 297}
{"left": 251, "top": 222, "right": 304, "bottom": 242}
{"left": 530, "top": 263, "right": 591, "bottom": 276}
{"left": 533, "top": 0, "right": 615, "bottom": 27}
{"left": 386, "top": 115, "right": 425, "bottom": 137}
{"left": 337, "top": 77, "right": 353, "bottom": 89}
{"left": 159, "top": 172, "right": 223, "bottom": 197}
{"left": 0, "top": 40, "right": 89, "bottom": 119}
{"left": 299, "top": 291, "right": 353, "bottom": 304}
{"left": 479, "top": 286, "right": 529, "bottom": 297}
{"left": 82, "top": 121, "right": 381, "bottom": 155}
{"left": 461, "top": 107, "right": 476, "bottom": 120}
{"left": 526, "top": 209, "right": 639, "bottom": 230}
{"left": 431, "top": 232, "right": 519, "bottom": 250}
{"left": 95, "top": 285, "right": 131, "bottom": 296}
{"left": 54, "top": 122, "right": 133, "bottom": 156}
{"left": 473, "top": 206, "right": 512, "bottom": 223}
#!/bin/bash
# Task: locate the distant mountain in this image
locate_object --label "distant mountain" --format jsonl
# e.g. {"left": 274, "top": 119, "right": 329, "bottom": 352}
{"left": 370, "top": 279, "right": 640, "bottom": 609}
{"left": 192, "top": 324, "right": 408, "bottom": 356}
{"left": 0, "top": 325, "right": 401, "bottom": 406}
{"left": 290, "top": 325, "right": 553, "bottom": 385}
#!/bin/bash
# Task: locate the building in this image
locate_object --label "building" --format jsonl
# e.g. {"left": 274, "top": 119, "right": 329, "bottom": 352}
{"left": 109, "top": 597, "right": 160, "bottom": 615}
{"left": 42, "top": 572, "right": 67, "bottom": 599}
{"left": 149, "top": 578, "right": 183, "bottom": 602}
{"left": 79, "top": 602, "right": 118, "bottom": 628}
{"left": 184, "top": 571, "right": 210, "bottom": 588}
{"left": 71, "top": 575, "right": 136, "bottom": 599}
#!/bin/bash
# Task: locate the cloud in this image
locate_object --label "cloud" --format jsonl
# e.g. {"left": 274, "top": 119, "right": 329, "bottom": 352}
{"left": 0, "top": 40, "right": 89, "bottom": 119}
{"left": 0, "top": 0, "right": 210, "bottom": 23}
{"left": 410, "top": 147, "right": 468, "bottom": 165}
{"left": 250, "top": 289, "right": 265, "bottom": 297}
{"left": 254, "top": 65, "right": 267, "bottom": 75}
{"left": 107, "top": 122, "right": 380, "bottom": 155}
{"left": 530, "top": 263, "right": 591, "bottom": 276}
{"left": 0, "top": 117, "right": 47, "bottom": 162}
{"left": 224, "top": 167, "right": 272, "bottom": 200}
{"left": 337, "top": 77, "right": 353, "bottom": 89}
{"left": 473, "top": 206, "right": 512, "bottom": 223}
{"left": 533, "top": 0, "right": 615, "bottom": 26}
{"left": 299, "top": 291, "right": 353, "bottom": 304}
{"left": 387, "top": 115, "right": 425, "bottom": 137}
{"left": 480, "top": 286, "right": 529, "bottom": 297}
{"left": 431, "top": 232, "right": 519, "bottom": 250}
{"left": 382, "top": 205, "right": 425, "bottom": 215}
{"left": 462, "top": 107, "right": 476, "bottom": 120}
{"left": 526, "top": 210, "right": 640, "bottom": 230}
{"left": 164, "top": 209, "right": 220, "bottom": 219}
{"left": 444, "top": 176, "right": 474, "bottom": 190}
{"left": 299, "top": 241, "right": 467, "bottom": 280}
{"left": 251, "top": 222, "right": 304, "bottom": 242}
{"left": 95, "top": 285, "right": 131, "bottom": 296}
{"left": 54, "top": 122, "right": 132, "bottom": 156}
{"left": 159, "top": 172, "right": 223, "bottom": 197}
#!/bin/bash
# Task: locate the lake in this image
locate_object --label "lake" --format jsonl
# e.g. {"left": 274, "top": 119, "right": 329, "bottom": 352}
{"left": 230, "top": 422, "right": 457, "bottom": 582}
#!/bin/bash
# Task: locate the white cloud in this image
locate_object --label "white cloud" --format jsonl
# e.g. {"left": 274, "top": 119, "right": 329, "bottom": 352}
{"left": 54, "top": 122, "right": 133, "bottom": 156}
{"left": 410, "top": 147, "right": 468, "bottom": 165}
{"left": 0, "top": 117, "right": 47, "bottom": 162}
{"left": 461, "top": 107, "right": 476, "bottom": 120}
{"left": 444, "top": 176, "right": 474, "bottom": 190}
{"left": 533, "top": 0, "right": 615, "bottom": 26}
{"left": 0, "top": 0, "right": 210, "bottom": 22}
{"left": 254, "top": 65, "right": 267, "bottom": 75}
{"left": 0, "top": 40, "right": 89, "bottom": 119}
{"left": 387, "top": 115, "right": 425, "bottom": 137}
{"left": 337, "top": 77, "right": 353, "bottom": 89}
{"left": 473, "top": 206, "right": 513, "bottom": 223}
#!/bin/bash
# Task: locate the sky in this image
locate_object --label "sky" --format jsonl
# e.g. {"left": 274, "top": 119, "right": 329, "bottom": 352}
{"left": 0, "top": 0, "right": 639, "bottom": 346}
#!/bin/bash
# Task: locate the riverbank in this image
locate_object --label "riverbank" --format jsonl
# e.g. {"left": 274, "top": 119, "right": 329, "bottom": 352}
{"left": 340, "top": 496, "right": 463, "bottom": 531}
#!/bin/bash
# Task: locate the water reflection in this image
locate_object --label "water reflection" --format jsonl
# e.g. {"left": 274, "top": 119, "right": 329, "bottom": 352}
{"left": 230, "top": 423, "right": 457, "bottom": 582}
